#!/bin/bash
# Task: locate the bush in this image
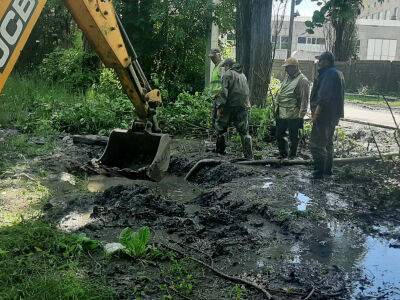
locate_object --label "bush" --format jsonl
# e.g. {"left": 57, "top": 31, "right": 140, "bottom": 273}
{"left": 1, "top": 70, "right": 134, "bottom": 135}
{"left": 157, "top": 92, "right": 212, "bottom": 135}
{"left": 39, "top": 46, "right": 99, "bottom": 91}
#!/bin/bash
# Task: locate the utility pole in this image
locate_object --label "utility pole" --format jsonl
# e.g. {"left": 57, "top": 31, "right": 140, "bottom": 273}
{"left": 205, "top": 0, "right": 220, "bottom": 88}
{"left": 287, "top": 0, "right": 296, "bottom": 58}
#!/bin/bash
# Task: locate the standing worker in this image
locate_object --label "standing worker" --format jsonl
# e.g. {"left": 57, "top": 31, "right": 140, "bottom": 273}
{"left": 310, "top": 51, "right": 345, "bottom": 179}
{"left": 275, "top": 57, "right": 310, "bottom": 159}
{"left": 214, "top": 59, "right": 254, "bottom": 160}
{"left": 209, "top": 48, "right": 225, "bottom": 127}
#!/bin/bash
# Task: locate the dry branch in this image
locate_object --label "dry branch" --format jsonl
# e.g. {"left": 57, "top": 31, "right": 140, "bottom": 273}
{"left": 160, "top": 243, "right": 273, "bottom": 299}
{"left": 185, "top": 159, "right": 224, "bottom": 181}
{"left": 72, "top": 135, "right": 108, "bottom": 146}
{"left": 341, "top": 118, "right": 397, "bottom": 130}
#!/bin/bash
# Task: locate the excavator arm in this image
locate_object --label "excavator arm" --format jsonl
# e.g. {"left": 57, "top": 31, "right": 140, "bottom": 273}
{"left": 0, "top": 0, "right": 160, "bottom": 121}
{"left": 0, "top": 0, "right": 170, "bottom": 181}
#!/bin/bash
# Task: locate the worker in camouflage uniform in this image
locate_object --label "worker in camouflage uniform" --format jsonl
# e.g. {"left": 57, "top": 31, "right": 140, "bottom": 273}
{"left": 275, "top": 57, "right": 310, "bottom": 159}
{"left": 214, "top": 59, "right": 253, "bottom": 160}
{"left": 209, "top": 48, "right": 225, "bottom": 128}
{"left": 310, "top": 51, "right": 345, "bottom": 179}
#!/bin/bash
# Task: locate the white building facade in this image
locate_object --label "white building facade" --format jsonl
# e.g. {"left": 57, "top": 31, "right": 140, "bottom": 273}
{"left": 360, "top": 0, "right": 400, "bottom": 20}
{"left": 271, "top": 16, "right": 400, "bottom": 61}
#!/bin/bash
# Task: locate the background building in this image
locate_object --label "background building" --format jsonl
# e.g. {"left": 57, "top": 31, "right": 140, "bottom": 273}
{"left": 270, "top": 16, "right": 400, "bottom": 61}
{"left": 360, "top": 0, "right": 400, "bottom": 20}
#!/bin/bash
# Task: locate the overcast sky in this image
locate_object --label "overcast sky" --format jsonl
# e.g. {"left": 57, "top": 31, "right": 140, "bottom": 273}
{"left": 279, "top": 0, "right": 320, "bottom": 16}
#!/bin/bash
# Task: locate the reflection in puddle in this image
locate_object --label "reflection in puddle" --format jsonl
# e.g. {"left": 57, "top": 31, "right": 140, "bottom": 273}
{"left": 353, "top": 237, "right": 400, "bottom": 299}
{"left": 326, "top": 192, "right": 348, "bottom": 209}
{"left": 262, "top": 181, "right": 273, "bottom": 189}
{"left": 294, "top": 192, "right": 312, "bottom": 211}
{"left": 58, "top": 211, "right": 93, "bottom": 232}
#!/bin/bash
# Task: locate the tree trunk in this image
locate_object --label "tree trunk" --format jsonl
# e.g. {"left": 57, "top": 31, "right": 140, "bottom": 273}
{"left": 236, "top": 0, "right": 251, "bottom": 79}
{"left": 249, "top": 0, "right": 272, "bottom": 107}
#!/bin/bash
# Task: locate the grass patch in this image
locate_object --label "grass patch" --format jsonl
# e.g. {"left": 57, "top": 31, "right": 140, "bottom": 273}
{"left": 0, "top": 74, "right": 133, "bottom": 135}
{"left": 346, "top": 94, "right": 400, "bottom": 107}
{"left": 0, "top": 220, "right": 114, "bottom": 300}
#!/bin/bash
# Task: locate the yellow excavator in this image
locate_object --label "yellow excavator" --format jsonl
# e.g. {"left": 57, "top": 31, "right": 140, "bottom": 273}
{"left": 0, "top": 0, "right": 171, "bottom": 181}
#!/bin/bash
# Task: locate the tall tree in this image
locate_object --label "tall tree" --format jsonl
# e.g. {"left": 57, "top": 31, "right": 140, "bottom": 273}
{"left": 236, "top": 0, "right": 273, "bottom": 107}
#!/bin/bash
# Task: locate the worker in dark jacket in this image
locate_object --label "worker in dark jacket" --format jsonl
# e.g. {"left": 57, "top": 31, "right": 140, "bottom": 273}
{"left": 310, "top": 51, "right": 345, "bottom": 179}
{"left": 215, "top": 59, "right": 253, "bottom": 159}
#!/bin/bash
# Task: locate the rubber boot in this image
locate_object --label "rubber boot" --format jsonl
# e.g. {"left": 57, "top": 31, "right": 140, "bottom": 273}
{"left": 312, "top": 159, "right": 325, "bottom": 179}
{"left": 277, "top": 137, "right": 289, "bottom": 159}
{"left": 241, "top": 135, "right": 254, "bottom": 160}
{"left": 216, "top": 134, "right": 226, "bottom": 155}
{"left": 289, "top": 139, "right": 299, "bottom": 159}
{"left": 325, "top": 155, "right": 333, "bottom": 176}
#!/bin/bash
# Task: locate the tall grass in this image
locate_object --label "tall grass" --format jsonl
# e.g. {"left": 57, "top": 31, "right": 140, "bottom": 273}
{"left": 0, "top": 73, "right": 134, "bottom": 135}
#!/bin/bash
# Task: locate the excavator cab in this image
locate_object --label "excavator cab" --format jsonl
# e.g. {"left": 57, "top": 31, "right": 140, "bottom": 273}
{"left": 0, "top": 0, "right": 171, "bottom": 181}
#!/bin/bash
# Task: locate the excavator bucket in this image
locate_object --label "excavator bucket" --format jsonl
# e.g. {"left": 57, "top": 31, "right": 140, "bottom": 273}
{"left": 98, "top": 129, "right": 171, "bottom": 182}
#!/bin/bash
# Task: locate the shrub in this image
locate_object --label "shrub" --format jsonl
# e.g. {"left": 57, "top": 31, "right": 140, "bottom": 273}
{"left": 157, "top": 92, "right": 212, "bottom": 135}
{"left": 39, "top": 46, "right": 99, "bottom": 91}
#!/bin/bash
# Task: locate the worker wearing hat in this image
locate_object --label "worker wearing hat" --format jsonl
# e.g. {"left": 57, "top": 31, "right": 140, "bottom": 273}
{"left": 310, "top": 51, "right": 345, "bottom": 179}
{"left": 275, "top": 57, "right": 310, "bottom": 159}
{"left": 209, "top": 48, "right": 226, "bottom": 128}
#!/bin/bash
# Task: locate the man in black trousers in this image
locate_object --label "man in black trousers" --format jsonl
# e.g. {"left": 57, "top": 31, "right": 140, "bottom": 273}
{"left": 310, "top": 51, "right": 345, "bottom": 179}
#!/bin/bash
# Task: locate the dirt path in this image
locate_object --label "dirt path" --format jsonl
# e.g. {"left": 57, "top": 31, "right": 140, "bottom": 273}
{"left": 344, "top": 102, "right": 400, "bottom": 128}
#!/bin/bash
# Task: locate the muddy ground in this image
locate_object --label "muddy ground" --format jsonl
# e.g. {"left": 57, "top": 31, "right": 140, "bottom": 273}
{"left": 1, "top": 122, "right": 400, "bottom": 299}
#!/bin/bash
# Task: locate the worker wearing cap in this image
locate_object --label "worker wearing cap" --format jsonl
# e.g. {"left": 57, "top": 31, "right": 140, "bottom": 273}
{"left": 275, "top": 57, "right": 310, "bottom": 159}
{"left": 214, "top": 59, "right": 253, "bottom": 159}
{"left": 209, "top": 48, "right": 225, "bottom": 127}
{"left": 310, "top": 51, "right": 345, "bottom": 179}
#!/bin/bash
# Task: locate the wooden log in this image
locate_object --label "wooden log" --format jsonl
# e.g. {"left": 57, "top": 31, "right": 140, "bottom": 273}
{"left": 185, "top": 159, "right": 223, "bottom": 181}
{"left": 237, "top": 152, "right": 399, "bottom": 166}
{"left": 341, "top": 118, "right": 397, "bottom": 130}
{"left": 72, "top": 135, "right": 108, "bottom": 146}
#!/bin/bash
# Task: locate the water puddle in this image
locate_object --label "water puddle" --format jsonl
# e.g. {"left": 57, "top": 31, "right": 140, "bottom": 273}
{"left": 353, "top": 237, "right": 400, "bottom": 299}
{"left": 326, "top": 192, "right": 348, "bottom": 209}
{"left": 262, "top": 181, "right": 274, "bottom": 189}
{"left": 294, "top": 192, "right": 312, "bottom": 211}
{"left": 58, "top": 211, "right": 93, "bottom": 232}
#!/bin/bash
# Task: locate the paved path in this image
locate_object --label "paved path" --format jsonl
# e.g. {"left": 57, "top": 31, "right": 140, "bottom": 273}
{"left": 343, "top": 103, "right": 400, "bottom": 128}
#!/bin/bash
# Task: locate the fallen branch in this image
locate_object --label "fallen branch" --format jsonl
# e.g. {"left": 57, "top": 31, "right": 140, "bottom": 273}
{"left": 341, "top": 118, "right": 397, "bottom": 130}
{"left": 72, "top": 135, "right": 108, "bottom": 146}
{"left": 237, "top": 152, "right": 400, "bottom": 166}
{"left": 303, "top": 287, "right": 315, "bottom": 300}
{"left": 185, "top": 159, "right": 224, "bottom": 181}
{"left": 381, "top": 94, "right": 400, "bottom": 152}
{"left": 160, "top": 243, "right": 272, "bottom": 299}
{"left": 368, "top": 126, "right": 384, "bottom": 161}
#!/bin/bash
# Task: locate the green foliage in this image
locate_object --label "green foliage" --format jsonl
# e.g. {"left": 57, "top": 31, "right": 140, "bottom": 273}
{"left": 161, "top": 260, "right": 195, "bottom": 297}
{"left": 39, "top": 41, "right": 99, "bottom": 91}
{"left": 157, "top": 92, "right": 212, "bottom": 135}
{"left": 230, "top": 284, "right": 246, "bottom": 300}
{"left": 119, "top": 227, "right": 151, "bottom": 259}
{"left": 115, "top": 0, "right": 213, "bottom": 100}
{"left": 1, "top": 74, "right": 133, "bottom": 135}
{"left": 15, "top": 0, "right": 74, "bottom": 72}
{"left": 59, "top": 234, "right": 101, "bottom": 258}
{"left": 0, "top": 220, "right": 114, "bottom": 299}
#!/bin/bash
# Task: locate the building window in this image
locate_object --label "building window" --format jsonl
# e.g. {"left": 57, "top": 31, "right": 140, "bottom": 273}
{"left": 386, "top": 10, "right": 391, "bottom": 20}
{"left": 379, "top": 12, "right": 383, "bottom": 20}
{"left": 367, "top": 39, "right": 397, "bottom": 61}
{"left": 395, "top": 8, "right": 399, "bottom": 20}
{"left": 272, "top": 36, "right": 289, "bottom": 50}
{"left": 298, "top": 37, "right": 306, "bottom": 44}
